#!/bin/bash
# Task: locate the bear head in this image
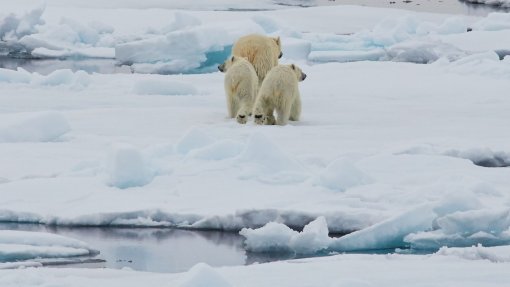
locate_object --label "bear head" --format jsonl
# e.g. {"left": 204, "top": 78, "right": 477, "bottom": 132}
{"left": 273, "top": 36, "right": 283, "bottom": 59}
{"left": 290, "top": 64, "right": 306, "bottom": 81}
{"left": 218, "top": 55, "right": 248, "bottom": 73}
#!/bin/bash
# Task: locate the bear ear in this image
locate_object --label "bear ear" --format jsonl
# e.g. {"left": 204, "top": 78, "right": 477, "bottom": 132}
{"left": 274, "top": 36, "right": 281, "bottom": 46}
{"left": 291, "top": 64, "right": 295, "bottom": 70}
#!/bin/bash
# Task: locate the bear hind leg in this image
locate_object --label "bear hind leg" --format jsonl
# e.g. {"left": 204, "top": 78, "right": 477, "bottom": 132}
{"left": 289, "top": 94, "right": 301, "bottom": 121}
{"left": 275, "top": 104, "right": 292, "bottom": 126}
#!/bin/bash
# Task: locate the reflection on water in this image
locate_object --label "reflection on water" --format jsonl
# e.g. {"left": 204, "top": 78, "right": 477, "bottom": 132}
{"left": 0, "top": 223, "right": 330, "bottom": 273}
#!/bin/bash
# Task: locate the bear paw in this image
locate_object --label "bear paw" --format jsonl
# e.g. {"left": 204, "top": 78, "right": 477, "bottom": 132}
{"left": 264, "top": 115, "right": 276, "bottom": 125}
{"left": 236, "top": 113, "right": 248, "bottom": 124}
{"left": 254, "top": 114, "right": 265, "bottom": 125}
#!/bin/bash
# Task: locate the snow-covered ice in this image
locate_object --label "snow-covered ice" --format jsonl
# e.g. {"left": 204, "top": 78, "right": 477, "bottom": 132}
{"left": 1, "top": 1, "right": 510, "bottom": 285}
{"left": 0, "top": 112, "right": 70, "bottom": 143}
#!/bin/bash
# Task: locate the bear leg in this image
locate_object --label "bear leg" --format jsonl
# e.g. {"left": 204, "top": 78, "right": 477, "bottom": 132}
{"left": 289, "top": 94, "right": 301, "bottom": 121}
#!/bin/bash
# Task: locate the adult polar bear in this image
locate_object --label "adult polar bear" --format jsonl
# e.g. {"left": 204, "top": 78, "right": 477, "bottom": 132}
{"left": 218, "top": 55, "right": 258, "bottom": 124}
{"left": 232, "top": 34, "right": 282, "bottom": 85}
{"left": 253, "top": 64, "right": 306, "bottom": 126}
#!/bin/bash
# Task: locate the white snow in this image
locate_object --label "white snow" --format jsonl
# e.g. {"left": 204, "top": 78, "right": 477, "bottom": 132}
{"left": 178, "top": 263, "right": 233, "bottom": 287}
{"left": 0, "top": 112, "right": 70, "bottom": 143}
{"left": 1, "top": 251, "right": 510, "bottom": 286}
{"left": 0, "top": 1, "right": 510, "bottom": 284}
{"left": 0, "top": 68, "right": 91, "bottom": 87}
{"left": 314, "top": 159, "right": 372, "bottom": 192}
{"left": 132, "top": 79, "right": 198, "bottom": 96}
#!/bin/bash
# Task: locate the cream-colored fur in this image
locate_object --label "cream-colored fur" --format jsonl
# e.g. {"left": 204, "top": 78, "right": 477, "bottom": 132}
{"left": 253, "top": 64, "right": 306, "bottom": 126}
{"left": 232, "top": 34, "right": 282, "bottom": 86}
{"left": 218, "top": 56, "right": 258, "bottom": 124}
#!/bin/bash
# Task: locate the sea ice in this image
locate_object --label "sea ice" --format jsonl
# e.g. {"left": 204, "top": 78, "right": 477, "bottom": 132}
{"left": 435, "top": 244, "right": 510, "bottom": 263}
{"left": 0, "top": 112, "right": 70, "bottom": 143}
{"left": 314, "top": 158, "right": 372, "bottom": 192}
{"left": 106, "top": 143, "right": 153, "bottom": 189}
{"left": 132, "top": 79, "right": 198, "bottom": 96}
{"left": 240, "top": 217, "right": 331, "bottom": 254}
{"left": 0, "top": 230, "right": 97, "bottom": 262}
{"left": 175, "top": 128, "right": 215, "bottom": 155}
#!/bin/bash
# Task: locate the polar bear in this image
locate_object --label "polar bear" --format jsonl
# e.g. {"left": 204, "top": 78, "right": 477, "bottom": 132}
{"left": 218, "top": 55, "right": 258, "bottom": 124}
{"left": 253, "top": 64, "right": 306, "bottom": 126}
{"left": 232, "top": 34, "right": 282, "bottom": 86}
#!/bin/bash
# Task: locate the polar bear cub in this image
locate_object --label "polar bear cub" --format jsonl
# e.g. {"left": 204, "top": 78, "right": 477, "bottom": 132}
{"left": 218, "top": 55, "right": 258, "bottom": 124}
{"left": 253, "top": 64, "right": 306, "bottom": 126}
{"left": 232, "top": 34, "right": 282, "bottom": 86}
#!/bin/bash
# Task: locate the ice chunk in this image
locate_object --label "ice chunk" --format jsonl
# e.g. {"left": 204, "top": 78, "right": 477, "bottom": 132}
{"left": 161, "top": 12, "right": 202, "bottom": 34}
{"left": 289, "top": 216, "right": 332, "bottom": 254}
{"left": 0, "top": 68, "right": 31, "bottom": 83}
{"left": 106, "top": 144, "right": 153, "bottom": 189}
{"left": 36, "top": 69, "right": 74, "bottom": 85}
{"left": 435, "top": 244, "right": 510, "bottom": 263}
{"left": 472, "top": 13, "right": 510, "bottom": 31}
{"left": 116, "top": 21, "right": 262, "bottom": 74}
{"left": 240, "top": 217, "right": 332, "bottom": 254}
{"left": 309, "top": 49, "right": 386, "bottom": 63}
{"left": 31, "top": 47, "right": 115, "bottom": 59}
{"left": 307, "top": 16, "right": 472, "bottom": 64}
{"left": 0, "top": 244, "right": 91, "bottom": 262}
{"left": 315, "top": 159, "right": 372, "bottom": 192}
{"left": 0, "top": 230, "right": 97, "bottom": 262}
{"left": 0, "top": 112, "right": 70, "bottom": 143}
{"left": 405, "top": 209, "right": 510, "bottom": 250}
{"left": 31, "top": 69, "right": 91, "bottom": 88}
{"left": 281, "top": 37, "right": 311, "bottom": 60}
{"left": 251, "top": 16, "right": 282, "bottom": 34}
{"left": 370, "top": 16, "right": 421, "bottom": 47}
{"left": 433, "top": 192, "right": 482, "bottom": 219}
{"left": 251, "top": 15, "right": 301, "bottom": 37}
{"left": 240, "top": 222, "right": 298, "bottom": 253}
{"left": 179, "top": 263, "right": 232, "bottom": 287}
{"left": 132, "top": 79, "right": 198, "bottom": 96}
{"left": 0, "top": 6, "right": 44, "bottom": 41}
{"left": 438, "top": 51, "right": 510, "bottom": 78}
{"left": 330, "top": 205, "right": 436, "bottom": 251}
{"left": 416, "top": 17, "right": 467, "bottom": 36}
{"left": 437, "top": 208, "right": 510, "bottom": 235}
{"left": 386, "top": 40, "right": 466, "bottom": 63}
